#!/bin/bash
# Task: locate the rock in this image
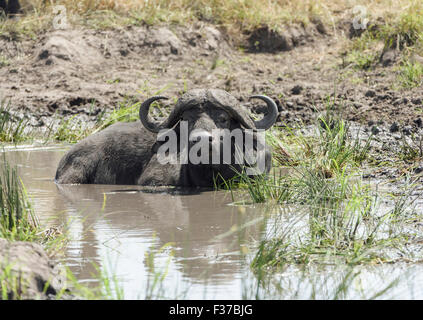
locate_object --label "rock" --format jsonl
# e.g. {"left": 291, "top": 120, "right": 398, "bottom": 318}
{"left": 380, "top": 49, "right": 397, "bottom": 67}
{"left": 390, "top": 122, "right": 399, "bottom": 133}
{"left": 414, "top": 166, "right": 423, "bottom": 174}
{"left": 375, "top": 93, "right": 390, "bottom": 101}
{"left": 365, "top": 90, "right": 376, "bottom": 98}
{"left": 288, "top": 27, "right": 305, "bottom": 46}
{"left": 29, "top": 117, "right": 44, "bottom": 127}
{"left": 247, "top": 26, "right": 297, "bottom": 52}
{"left": 414, "top": 117, "right": 423, "bottom": 128}
{"left": 291, "top": 85, "right": 303, "bottom": 95}
{"left": 410, "top": 54, "right": 423, "bottom": 65}
{"left": 36, "top": 32, "right": 103, "bottom": 66}
{"left": 146, "top": 27, "right": 182, "bottom": 55}
{"left": 393, "top": 97, "right": 408, "bottom": 106}
{"left": 403, "top": 126, "right": 412, "bottom": 136}
{"left": 204, "top": 26, "right": 221, "bottom": 51}
{"left": 275, "top": 99, "right": 283, "bottom": 112}
{"left": 313, "top": 18, "right": 326, "bottom": 34}
{"left": 411, "top": 98, "right": 422, "bottom": 105}
{"left": 0, "top": 239, "right": 66, "bottom": 300}
{"left": 371, "top": 126, "right": 380, "bottom": 135}
{"left": 279, "top": 110, "right": 290, "bottom": 119}
{"left": 353, "top": 102, "right": 363, "bottom": 108}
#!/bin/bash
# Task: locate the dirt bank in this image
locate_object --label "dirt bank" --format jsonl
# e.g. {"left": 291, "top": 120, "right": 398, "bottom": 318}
{"left": 0, "top": 238, "right": 67, "bottom": 299}
{"left": 0, "top": 20, "right": 421, "bottom": 130}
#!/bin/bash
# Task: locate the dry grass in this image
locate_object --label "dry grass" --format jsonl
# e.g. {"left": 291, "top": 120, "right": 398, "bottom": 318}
{"left": 0, "top": 0, "right": 422, "bottom": 48}
{"left": 44, "top": 0, "right": 324, "bottom": 28}
{"left": 0, "top": 0, "right": 419, "bottom": 35}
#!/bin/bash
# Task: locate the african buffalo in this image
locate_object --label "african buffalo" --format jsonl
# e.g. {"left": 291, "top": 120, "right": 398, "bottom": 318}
{"left": 55, "top": 89, "right": 278, "bottom": 187}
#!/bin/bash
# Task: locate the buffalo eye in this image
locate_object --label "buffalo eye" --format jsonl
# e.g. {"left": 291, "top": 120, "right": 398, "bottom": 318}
{"left": 217, "top": 114, "right": 230, "bottom": 126}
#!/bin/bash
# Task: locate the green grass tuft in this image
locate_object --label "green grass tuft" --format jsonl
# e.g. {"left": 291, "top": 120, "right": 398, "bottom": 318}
{"left": 397, "top": 60, "right": 423, "bottom": 88}
{"left": 0, "top": 101, "right": 31, "bottom": 144}
{"left": 0, "top": 157, "right": 39, "bottom": 241}
{"left": 379, "top": 5, "right": 423, "bottom": 50}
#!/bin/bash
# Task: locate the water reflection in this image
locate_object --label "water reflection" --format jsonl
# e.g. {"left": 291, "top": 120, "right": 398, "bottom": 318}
{"left": 2, "top": 147, "right": 268, "bottom": 298}
{"left": 55, "top": 183, "right": 264, "bottom": 283}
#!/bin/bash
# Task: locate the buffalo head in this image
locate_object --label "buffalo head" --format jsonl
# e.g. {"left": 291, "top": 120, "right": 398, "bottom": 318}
{"left": 138, "top": 89, "right": 278, "bottom": 186}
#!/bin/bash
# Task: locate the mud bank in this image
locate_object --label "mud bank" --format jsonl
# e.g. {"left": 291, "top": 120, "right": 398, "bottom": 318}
{"left": 0, "top": 20, "right": 421, "bottom": 132}
{"left": 0, "top": 238, "right": 68, "bottom": 299}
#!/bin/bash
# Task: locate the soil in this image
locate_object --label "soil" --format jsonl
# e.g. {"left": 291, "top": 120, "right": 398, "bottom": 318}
{"left": 0, "top": 238, "right": 68, "bottom": 299}
{"left": 0, "top": 20, "right": 421, "bottom": 125}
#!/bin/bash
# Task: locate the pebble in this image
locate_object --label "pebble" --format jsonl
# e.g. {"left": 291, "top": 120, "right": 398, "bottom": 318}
{"left": 390, "top": 122, "right": 399, "bottom": 133}
{"left": 392, "top": 97, "right": 408, "bottom": 106}
{"left": 414, "top": 117, "right": 423, "bottom": 128}
{"left": 291, "top": 85, "right": 303, "bottom": 95}
{"left": 412, "top": 98, "right": 422, "bottom": 105}
{"left": 365, "top": 90, "right": 376, "bottom": 98}
{"left": 414, "top": 166, "right": 423, "bottom": 174}
{"left": 371, "top": 126, "right": 380, "bottom": 135}
{"left": 402, "top": 126, "right": 412, "bottom": 136}
{"left": 380, "top": 49, "right": 397, "bottom": 67}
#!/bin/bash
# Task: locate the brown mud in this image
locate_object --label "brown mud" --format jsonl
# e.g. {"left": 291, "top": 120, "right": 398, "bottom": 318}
{"left": 0, "top": 20, "right": 421, "bottom": 129}
{"left": 0, "top": 238, "right": 68, "bottom": 299}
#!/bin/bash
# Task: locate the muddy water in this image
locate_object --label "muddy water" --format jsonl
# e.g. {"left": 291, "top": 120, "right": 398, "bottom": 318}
{"left": 3, "top": 146, "right": 270, "bottom": 299}
{"left": 3, "top": 146, "right": 423, "bottom": 299}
